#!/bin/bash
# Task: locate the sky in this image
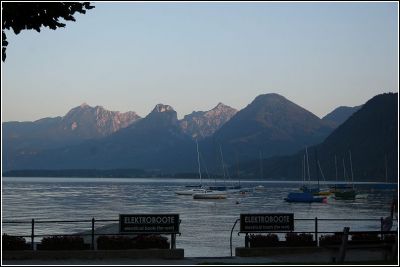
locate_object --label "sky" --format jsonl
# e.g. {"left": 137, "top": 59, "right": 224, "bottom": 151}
{"left": 2, "top": 2, "right": 398, "bottom": 121}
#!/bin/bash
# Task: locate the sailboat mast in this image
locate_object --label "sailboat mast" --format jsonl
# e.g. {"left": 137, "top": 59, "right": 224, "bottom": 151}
{"left": 259, "top": 151, "right": 264, "bottom": 179}
{"left": 305, "top": 147, "right": 311, "bottom": 184}
{"left": 219, "top": 145, "right": 226, "bottom": 186}
{"left": 314, "top": 149, "right": 320, "bottom": 190}
{"left": 349, "top": 150, "right": 354, "bottom": 189}
{"left": 196, "top": 140, "right": 202, "bottom": 186}
{"left": 235, "top": 151, "right": 241, "bottom": 187}
{"left": 302, "top": 154, "right": 306, "bottom": 183}
{"left": 385, "top": 154, "right": 388, "bottom": 183}
{"left": 342, "top": 158, "right": 347, "bottom": 182}
{"left": 334, "top": 155, "right": 338, "bottom": 183}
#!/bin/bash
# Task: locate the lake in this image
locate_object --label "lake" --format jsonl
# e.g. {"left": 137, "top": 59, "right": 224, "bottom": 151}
{"left": 2, "top": 177, "right": 398, "bottom": 257}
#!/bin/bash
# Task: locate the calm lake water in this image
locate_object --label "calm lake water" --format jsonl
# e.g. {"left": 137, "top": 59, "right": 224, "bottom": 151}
{"left": 2, "top": 177, "right": 398, "bottom": 257}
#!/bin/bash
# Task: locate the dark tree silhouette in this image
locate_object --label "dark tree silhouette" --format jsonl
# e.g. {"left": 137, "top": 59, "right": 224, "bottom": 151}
{"left": 2, "top": 2, "right": 94, "bottom": 61}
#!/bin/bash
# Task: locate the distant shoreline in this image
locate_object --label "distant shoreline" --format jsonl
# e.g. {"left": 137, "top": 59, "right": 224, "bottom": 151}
{"left": 2, "top": 176, "right": 398, "bottom": 186}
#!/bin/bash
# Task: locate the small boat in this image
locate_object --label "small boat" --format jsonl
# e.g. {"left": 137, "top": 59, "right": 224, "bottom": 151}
{"left": 334, "top": 189, "right": 356, "bottom": 199}
{"left": 254, "top": 185, "right": 266, "bottom": 192}
{"left": 285, "top": 192, "right": 327, "bottom": 203}
{"left": 175, "top": 188, "right": 209, "bottom": 196}
{"left": 193, "top": 191, "right": 227, "bottom": 199}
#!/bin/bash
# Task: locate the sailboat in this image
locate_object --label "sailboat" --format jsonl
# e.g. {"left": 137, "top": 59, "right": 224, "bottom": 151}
{"left": 175, "top": 140, "right": 209, "bottom": 196}
{"left": 314, "top": 160, "right": 332, "bottom": 196}
{"left": 206, "top": 145, "right": 240, "bottom": 192}
{"left": 285, "top": 147, "right": 327, "bottom": 203}
{"left": 193, "top": 144, "right": 228, "bottom": 199}
{"left": 299, "top": 147, "right": 320, "bottom": 194}
{"left": 333, "top": 151, "right": 357, "bottom": 199}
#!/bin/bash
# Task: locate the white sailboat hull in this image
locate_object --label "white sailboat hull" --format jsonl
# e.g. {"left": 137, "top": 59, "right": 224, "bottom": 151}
{"left": 175, "top": 188, "right": 208, "bottom": 195}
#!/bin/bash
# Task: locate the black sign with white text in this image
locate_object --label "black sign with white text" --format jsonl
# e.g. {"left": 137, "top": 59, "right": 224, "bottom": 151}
{"left": 119, "top": 214, "right": 180, "bottom": 234}
{"left": 240, "top": 213, "right": 294, "bottom": 232}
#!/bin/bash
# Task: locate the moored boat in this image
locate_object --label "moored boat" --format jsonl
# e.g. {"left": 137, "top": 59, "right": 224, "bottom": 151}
{"left": 193, "top": 191, "right": 227, "bottom": 199}
{"left": 285, "top": 192, "right": 327, "bottom": 203}
{"left": 175, "top": 188, "right": 209, "bottom": 196}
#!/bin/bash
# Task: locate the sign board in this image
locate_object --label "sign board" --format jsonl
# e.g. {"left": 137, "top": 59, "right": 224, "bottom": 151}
{"left": 240, "top": 213, "right": 294, "bottom": 232}
{"left": 119, "top": 214, "right": 180, "bottom": 234}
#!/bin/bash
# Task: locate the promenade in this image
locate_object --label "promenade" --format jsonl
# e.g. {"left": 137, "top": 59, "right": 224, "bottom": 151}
{"left": 3, "top": 256, "right": 397, "bottom": 265}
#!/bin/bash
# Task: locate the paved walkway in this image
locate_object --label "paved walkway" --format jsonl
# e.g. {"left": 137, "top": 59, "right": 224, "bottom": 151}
{"left": 2, "top": 257, "right": 279, "bottom": 265}
{"left": 3, "top": 256, "right": 397, "bottom": 265}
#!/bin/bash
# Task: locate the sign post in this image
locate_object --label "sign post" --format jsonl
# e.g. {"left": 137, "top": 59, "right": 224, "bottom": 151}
{"left": 240, "top": 213, "right": 294, "bottom": 232}
{"left": 119, "top": 214, "right": 180, "bottom": 249}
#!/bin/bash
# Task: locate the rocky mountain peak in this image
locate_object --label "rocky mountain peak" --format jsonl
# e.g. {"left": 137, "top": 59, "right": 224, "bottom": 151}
{"left": 152, "top": 104, "right": 175, "bottom": 113}
{"left": 80, "top": 102, "right": 89, "bottom": 108}
{"left": 180, "top": 103, "right": 237, "bottom": 139}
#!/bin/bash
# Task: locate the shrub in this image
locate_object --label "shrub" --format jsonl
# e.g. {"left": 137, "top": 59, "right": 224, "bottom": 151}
{"left": 319, "top": 233, "right": 344, "bottom": 246}
{"left": 249, "top": 234, "right": 279, "bottom": 247}
{"left": 132, "top": 234, "right": 170, "bottom": 249}
{"left": 383, "top": 234, "right": 396, "bottom": 243}
{"left": 2, "top": 234, "right": 30, "bottom": 250}
{"left": 39, "top": 236, "right": 88, "bottom": 250}
{"left": 351, "top": 233, "right": 380, "bottom": 242}
{"left": 97, "top": 236, "right": 135, "bottom": 250}
{"left": 285, "top": 233, "right": 314, "bottom": 246}
{"left": 97, "top": 235, "right": 170, "bottom": 250}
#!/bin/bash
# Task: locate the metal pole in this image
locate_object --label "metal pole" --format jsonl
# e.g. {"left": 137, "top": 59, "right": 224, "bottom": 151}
{"left": 245, "top": 233, "right": 249, "bottom": 248}
{"left": 380, "top": 217, "right": 384, "bottom": 241}
{"left": 91, "top": 217, "right": 95, "bottom": 250}
{"left": 31, "top": 219, "right": 35, "bottom": 250}
{"left": 171, "top": 234, "right": 176, "bottom": 249}
{"left": 230, "top": 219, "right": 240, "bottom": 257}
{"left": 315, "top": 217, "right": 318, "bottom": 247}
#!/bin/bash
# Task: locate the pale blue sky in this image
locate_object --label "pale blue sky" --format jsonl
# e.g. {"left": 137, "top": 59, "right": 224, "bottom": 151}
{"left": 2, "top": 2, "right": 398, "bottom": 121}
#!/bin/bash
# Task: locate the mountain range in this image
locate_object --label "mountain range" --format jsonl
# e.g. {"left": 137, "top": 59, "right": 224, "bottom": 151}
{"left": 234, "top": 93, "right": 398, "bottom": 182}
{"left": 3, "top": 92, "right": 386, "bottom": 182}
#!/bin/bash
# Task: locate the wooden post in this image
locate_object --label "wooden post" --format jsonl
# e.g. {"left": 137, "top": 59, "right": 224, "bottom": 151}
{"left": 315, "top": 217, "right": 318, "bottom": 247}
{"left": 31, "top": 219, "right": 35, "bottom": 250}
{"left": 91, "top": 217, "right": 95, "bottom": 250}
{"left": 391, "top": 234, "right": 398, "bottom": 262}
{"left": 245, "top": 233, "right": 249, "bottom": 248}
{"left": 338, "top": 227, "right": 350, "bottom": 263}
{"left": 171, "top": 234, "right": 176, "bottom": 249}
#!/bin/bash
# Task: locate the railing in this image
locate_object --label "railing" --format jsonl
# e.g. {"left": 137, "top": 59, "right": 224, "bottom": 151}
{"left": 229, "top": 217, "right": 398, "bottom": 257}
{"left": 3, "top": 216, "right": 397, "bottom": 255}
{"left": 3, "top": 218, "right": 181, "bottom": 250}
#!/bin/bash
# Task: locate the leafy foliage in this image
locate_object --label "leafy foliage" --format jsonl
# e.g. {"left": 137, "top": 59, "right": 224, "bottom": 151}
{"left": 39, "top": 235, "right": 89, "bottom": 250}
{"left": 133, "top": 234, "right": 170, "bottom": 249}
{"left": 285, "top": 233, "right": 315, "bottom": 246}
{"left": 248, "top": 234, "right": 279, "bottom": 247}
{"left": 351, "top": 233, "right": 380, "bottom": 242}
{"left": 97, "top": 236, "right": 135, "bottom": 250}
{"left": 2, "top": 2, "right": 94, "bottom": 61}
{"left": 97, "top": 235, "right": 170, "bottom": 250}
{"left": 2, "top": 234, "right": 30, "bottom": 250}
{"left": 319, "top": 233, "right": 343, "bottom": 246}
